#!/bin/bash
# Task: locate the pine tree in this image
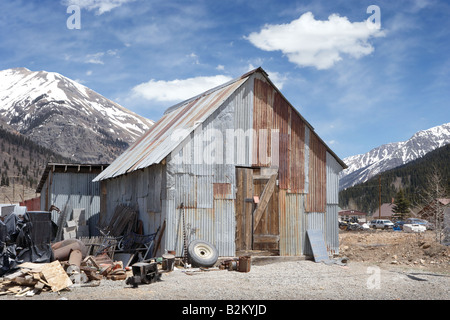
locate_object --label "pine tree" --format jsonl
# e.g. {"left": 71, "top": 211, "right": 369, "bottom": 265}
{"left": 392, "top": 189, "right": 411, "bottom": 220}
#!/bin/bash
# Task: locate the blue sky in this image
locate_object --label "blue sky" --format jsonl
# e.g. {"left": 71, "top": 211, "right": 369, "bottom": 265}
{"left": 1, "top": 0, "right": 449, "bottom": 159}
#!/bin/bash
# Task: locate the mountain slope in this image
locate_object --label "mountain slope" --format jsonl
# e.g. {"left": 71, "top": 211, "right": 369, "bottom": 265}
{"left": 0, "top": 123, "right": 73, "bottom": 201}
{"left": 339, "top": 144, "right": 450, "bottom": 214}
{"left": 0, "top": 68, "right": 154, "bottom": 163}
{"left": 340, "top": 122, "right": 450, "bottom": 190}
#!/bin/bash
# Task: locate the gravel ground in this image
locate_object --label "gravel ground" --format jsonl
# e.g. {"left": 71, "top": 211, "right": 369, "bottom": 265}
{"left": 3, "top": 258, "right": 449, "bottom": 301}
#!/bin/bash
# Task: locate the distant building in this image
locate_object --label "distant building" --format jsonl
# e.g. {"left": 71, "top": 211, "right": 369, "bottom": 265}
{"left": 36, "top": 163, "right": 109, "bottom": 236}
{"left": 418, "top": 198, "right": 450, "bottom": 220}
{"left": 20, "top": 197, "right": 40, "bottom": 211}
{"left": 372, "top": 203, "right": 397, "bottom": 220}
{"left": 339, "top": 210, "right": 368, "bottom": 223}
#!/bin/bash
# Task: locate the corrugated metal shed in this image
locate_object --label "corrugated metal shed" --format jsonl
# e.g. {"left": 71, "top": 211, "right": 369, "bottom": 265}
{"left": 37, "top": 163, "right": 107, "bottom": 235}
{"left": 96, "top": 67, "right": 347, "bottom": 258}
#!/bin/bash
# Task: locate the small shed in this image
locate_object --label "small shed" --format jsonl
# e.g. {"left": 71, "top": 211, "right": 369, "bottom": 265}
{"left": 36, "top": 163, "right": 109, "bottom": 236}
{"left": 93, "top": 68, "right": 347, "bottom": 257}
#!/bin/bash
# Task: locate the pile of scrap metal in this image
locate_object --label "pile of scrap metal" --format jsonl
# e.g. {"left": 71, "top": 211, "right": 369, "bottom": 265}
{"left": 0, "top": 206, "right": 161, "bottom": 297}
{"left": 219, "top": 256, "right": 251, "bottom": 273}
{"left": 125, "top": 253, "right": 175, "bottom": 288}
{"left": 0, "top": 232, "right": 129, "bottom": 297}
{"left": 53, "top": 239, "right": 128, "bottom": 283}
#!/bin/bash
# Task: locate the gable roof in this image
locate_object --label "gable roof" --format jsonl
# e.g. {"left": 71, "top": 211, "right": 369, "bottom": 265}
{"left": 94, "top": 67, "right": 346, "bottom": 182}
{"left": 373, "top": 203, "right": 396, "bottom": 218}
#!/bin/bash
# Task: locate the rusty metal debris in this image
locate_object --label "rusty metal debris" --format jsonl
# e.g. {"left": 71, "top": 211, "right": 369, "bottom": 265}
{"left": 0, "top": 205, "right": 171, "bottom": 297}
{"left": 220, "top": 256, "right": 251, "bottom": 272}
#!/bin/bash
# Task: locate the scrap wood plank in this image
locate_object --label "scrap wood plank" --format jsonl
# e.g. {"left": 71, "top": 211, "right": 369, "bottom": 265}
{"left": 152, "top": 220, "right": 166, "bottom": 257}
{"left": 41, "top": 261, "right": 73, "bottom": 292}
{"left": 306, "top": 229, "right": 330, "bottom": 263}
{"left": 4, "top": 270, "right": 26, "bottom": 281}
{"left": 253, "top": 174, "right": 277, "bottom": 232}
{"left": 18, "top": 262, "right": 45, "bottom": 273}
{"left": 13, "top": 275, "right": 36, "bottom": 286}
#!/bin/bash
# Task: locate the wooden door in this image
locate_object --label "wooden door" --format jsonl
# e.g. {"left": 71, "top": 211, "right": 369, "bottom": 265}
{"left": 235, "top": 168, "right": 279, "bottom": 252}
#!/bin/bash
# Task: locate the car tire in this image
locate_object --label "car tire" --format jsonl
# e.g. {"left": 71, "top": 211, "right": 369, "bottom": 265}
{"left": 188, "top": 239, "right": 219, "bottom": 267}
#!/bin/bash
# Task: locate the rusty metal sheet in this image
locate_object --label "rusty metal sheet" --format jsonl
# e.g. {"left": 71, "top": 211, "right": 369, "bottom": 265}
{"left": 213, "top": 183, "right": 232, "bottom": 199}
{"left": 306, "top": 131, "right": 326, "bottom": 213}
{"left": 252, "top": 78, "right": 273, "bottom": 167}
{"left": 289, "top": 112, "right": 306, "bottom": 193}
{"left": 306, "top": 229, "right": 330, "bottom": 263}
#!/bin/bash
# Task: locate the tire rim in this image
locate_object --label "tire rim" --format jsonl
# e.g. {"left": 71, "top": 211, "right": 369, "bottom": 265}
{"left": 194, "top": 244, "right": 214, "bottom": 260}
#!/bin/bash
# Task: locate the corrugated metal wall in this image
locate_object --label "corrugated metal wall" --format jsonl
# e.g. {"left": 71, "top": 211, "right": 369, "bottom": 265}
{"left": 164, "top": 80, "right": 254, "bottom": 257}
{"left": 279, "top": 191, "right": 305, "bottom": 256}
{"left": 326, "top": 151, "right": 342, "bottom": 254}
{"left": 41, "top": 172, "right": 101, "bottom": 236}
{"left": 103, "top": 165, "right": 164, "bottom": 238}
{"left": 252, "top": 75, "right": 341, "bottom": 257}
{"left": 305, "top": 131, "right": 327, "bottom": 213}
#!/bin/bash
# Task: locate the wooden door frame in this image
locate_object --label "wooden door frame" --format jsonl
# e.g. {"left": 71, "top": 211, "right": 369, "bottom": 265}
{"left": 235, "top": 167, "right": 279, "bottom": 252}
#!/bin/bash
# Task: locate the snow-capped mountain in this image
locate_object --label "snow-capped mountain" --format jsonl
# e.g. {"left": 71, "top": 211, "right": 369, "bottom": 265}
{"left": 340, "top": 122, "right": 450, "bottom": 190}
{"left": 0, "top": 67, "right": 154, "bottom": 163}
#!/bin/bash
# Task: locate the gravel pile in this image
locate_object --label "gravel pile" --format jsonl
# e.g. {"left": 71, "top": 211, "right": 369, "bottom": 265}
{"left": 3, "top": 258, "right": 449, "bottom": 301}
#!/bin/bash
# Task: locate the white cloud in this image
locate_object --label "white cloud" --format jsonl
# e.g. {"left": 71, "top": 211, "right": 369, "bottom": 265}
{"left": 84, "top": 50, "right": 118, "bottom": 64}
{"left": 74, "top": 78, "right": 86, "bottom": 84}
{"left": 62, "top": 0, "right": 137, "bottom": 15}
{"left": 85, "top": 52, "right": 105, "bottom": 64}
{"left": 216, "top": 64, "right": 225, "bottom": 71}
{"left": 266, "top": 70, "right": 287, "bottom": 90}
{"left": 188, "top": 53, "right": 200, "bottom": 65}
{"left": 132, "top": 75, "right": 233, "bottom": 102}
{"left": 247, "top": 63, "right": 287, "bottom": 90}
{"left": 107, "top": 49, "right": 118, "bottom": 56}
{"left": 246, "top": 12, "right": 385, "bottom": 70}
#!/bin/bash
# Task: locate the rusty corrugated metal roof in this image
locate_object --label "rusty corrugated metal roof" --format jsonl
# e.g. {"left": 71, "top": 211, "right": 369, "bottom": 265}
{"left": 93, "top": 71, "right": 251, "bottom": 181}
{"left": 94, "top": 67, "right": 346, "bottom": 182}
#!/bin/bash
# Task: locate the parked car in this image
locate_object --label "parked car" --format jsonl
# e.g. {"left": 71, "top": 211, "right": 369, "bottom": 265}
{"left": 405, "top": 218, "right": 433, "bottom": 230}
{"left": 370, "top": 219, "right": 394, "bottom": 229}
{"left": 405, "top": 218, "right": 425, "bottom": 225}
{"left": 394, "top": 221, "right": 406, "bottom": 230}
{"left": 403, "top": 223, "right": 426, "bottom": 233}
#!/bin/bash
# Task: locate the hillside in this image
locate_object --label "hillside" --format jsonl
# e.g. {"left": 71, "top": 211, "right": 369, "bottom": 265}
{"left": 339, "top": 143, "right": 450, "bottom": 214}
{"left": 0, "top": 68, "right": 154, "bottom": 163}
{"left": 0, "top": 124, "right": 71, "bottom": 202}
{"left": 340, "top": 122, "right": 450, "bottom": 190}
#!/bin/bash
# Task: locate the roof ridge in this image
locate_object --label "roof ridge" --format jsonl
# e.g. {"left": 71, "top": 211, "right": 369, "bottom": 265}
{"left": 163, "top": 67, "right": 265, "bottom": 115}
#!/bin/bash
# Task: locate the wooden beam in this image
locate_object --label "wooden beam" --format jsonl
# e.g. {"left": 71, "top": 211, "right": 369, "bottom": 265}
{"left": 253, "top": 174, "right": 277, "bottom": 232}
{"left": 153, "top": 219, "right": 166, "bottom": 257}
{"left": 253, "top": 234, "right": 280, "bottom": 243}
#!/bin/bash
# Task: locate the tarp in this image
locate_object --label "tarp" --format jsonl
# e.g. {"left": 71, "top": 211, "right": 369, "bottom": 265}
{"left": 0, "top": 211, "right": 54, "bottom": 276}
